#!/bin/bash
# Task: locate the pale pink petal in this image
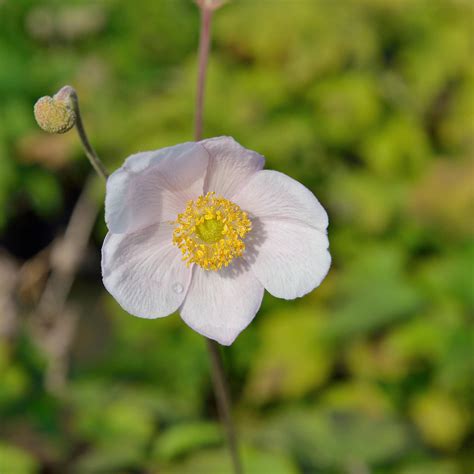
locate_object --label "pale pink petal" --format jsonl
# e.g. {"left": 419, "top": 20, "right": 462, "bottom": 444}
{"left": 105, "top": 142, "right": 208, "bottom": 234}
{"left": 200, "top": 136, "right": 265, "bottom": 199}
{"left": 245, "top": 218, "right": 331, "bottom": 299}
{"left": 232, "top": 170, "right": 328, "bottom": 231}
{"left": 180, "top": 262, "right": 264, "bottom": 345}
{"left": 102, "top": 223, "right": 192, "bottom": 318}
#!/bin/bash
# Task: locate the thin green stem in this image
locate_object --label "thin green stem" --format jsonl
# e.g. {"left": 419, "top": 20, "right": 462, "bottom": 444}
{"left": 56, "top": 85, "right": 109, "bottom": 180}
{"left": 69, "top": 89, "right": 109, "bottom": 180}
{"left": 206, "top": 339, "right": 243, "bottom": 474}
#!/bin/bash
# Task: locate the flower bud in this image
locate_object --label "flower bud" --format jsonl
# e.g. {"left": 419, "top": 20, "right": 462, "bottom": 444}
{"left": 34, "top": 92, "right": 76, "bottom": 134}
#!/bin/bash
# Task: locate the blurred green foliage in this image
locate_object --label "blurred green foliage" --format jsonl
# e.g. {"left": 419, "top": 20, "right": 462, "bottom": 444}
{"left": 0, "top": 0, "right": 473, "bottom": 472}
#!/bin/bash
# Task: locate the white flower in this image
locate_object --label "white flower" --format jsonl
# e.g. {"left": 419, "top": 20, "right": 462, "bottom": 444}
{"left": 102, "top": 137, "right": 331, "bottom": 345}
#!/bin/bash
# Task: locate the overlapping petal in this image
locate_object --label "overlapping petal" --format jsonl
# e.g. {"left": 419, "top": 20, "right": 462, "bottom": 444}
{"left": 105, "top": 142, "right": 208, "bottom": 234}
{"left": 200, "top": 136, "right": 265, "bottom": 199}
{"left": 232, "top": 170, "right": 328, "bottom": 231}
{"left": 179, "top": 262, "right": 265, "bottom": 345}
{"left": 102, "top": 223, "right": 192, "bottom": 318}
{"left": 231, "top": 170, "right": 330, "bottom": 299}
{"left": 244, "top": 218, "right": 330, "bottom": 299}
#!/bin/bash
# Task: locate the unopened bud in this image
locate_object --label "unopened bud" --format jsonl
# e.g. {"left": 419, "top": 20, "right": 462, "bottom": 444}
{"left": 34, "top": 87, "right": 76, "bottom": 134}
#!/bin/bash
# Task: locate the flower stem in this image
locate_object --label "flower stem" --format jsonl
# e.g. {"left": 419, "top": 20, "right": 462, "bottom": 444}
{"left": 194, "top": 4, "right": 243, "bottom": 473}
{"left": 206, "top": 339, "right": 243, "bottom": 474}
{"left": 66, "top": 88, "right": 109, "bottom": 181}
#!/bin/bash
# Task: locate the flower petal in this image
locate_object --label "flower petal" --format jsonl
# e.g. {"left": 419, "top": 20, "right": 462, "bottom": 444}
{"left": 105, "top": 142, "right": 208, "bottom": 234}
{"left": 200, "top": 136, "right": 265, "bottom": 199}
{"left": 180, "top": 261, "right": 264, "bottom": 345}
{"left": 102, "top": 223, "right": 192, "bottom": 318}
{"left": 232, "top": 170, "right": 328, "bottom": 231}
{"left": 245, "top": 218, "right": 331, "bottom": 300}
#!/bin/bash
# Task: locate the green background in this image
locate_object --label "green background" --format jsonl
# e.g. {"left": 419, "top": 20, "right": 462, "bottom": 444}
{"left": 0, "top": 0, "right": 473, "bottom": 472}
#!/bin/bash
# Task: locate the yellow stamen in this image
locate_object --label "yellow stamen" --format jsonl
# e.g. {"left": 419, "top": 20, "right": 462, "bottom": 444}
{"left": 172, "top": 192, "right": 252, "bottom": 271}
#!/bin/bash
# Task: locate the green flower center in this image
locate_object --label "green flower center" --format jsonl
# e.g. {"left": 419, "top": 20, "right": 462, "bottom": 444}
{"left": 196, "top": 218, "right": 225, "bottom": 243}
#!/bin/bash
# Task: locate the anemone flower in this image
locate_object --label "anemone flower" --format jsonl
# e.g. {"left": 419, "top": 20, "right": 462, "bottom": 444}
{"left": 102, "top": 136, "right": 330, "bottom": 345}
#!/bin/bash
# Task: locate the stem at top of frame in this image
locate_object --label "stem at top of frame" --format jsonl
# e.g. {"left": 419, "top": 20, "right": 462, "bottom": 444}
{"left": 194, "top": 7, "right": 213, "bottom": 141}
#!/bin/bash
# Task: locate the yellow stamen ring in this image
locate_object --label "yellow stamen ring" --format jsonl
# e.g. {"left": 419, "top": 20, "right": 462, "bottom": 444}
{"left": 172, "top": 192, "right": 252, "bottom": 271}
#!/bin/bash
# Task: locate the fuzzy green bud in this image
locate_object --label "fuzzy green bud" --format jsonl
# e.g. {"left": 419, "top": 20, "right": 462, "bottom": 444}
{"left": 34, "top": 89, "right": 76, "bottom": 134}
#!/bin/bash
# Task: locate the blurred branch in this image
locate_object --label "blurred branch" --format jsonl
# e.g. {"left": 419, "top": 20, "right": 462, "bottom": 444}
{"left": 33, "top": 306, "right": 80, "bottom": 395}
{"left": 19, "top": 244, "right": 52, "bottom": 305}
{"left": 31, "top": 175, "right": 101, "bottom": 394}
{"left": 0, "top": 251, "right": 20, "bottom": 340}
{"left": 36, "top": 175, "right": 100, "bottom": 320}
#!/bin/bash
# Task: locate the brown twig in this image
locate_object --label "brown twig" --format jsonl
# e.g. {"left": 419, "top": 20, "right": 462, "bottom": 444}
{"left": 36, "top": 175, "right": 101, "bottom": 321}
{"left": 33, "top": 175, "right": 101, "bottom": 394}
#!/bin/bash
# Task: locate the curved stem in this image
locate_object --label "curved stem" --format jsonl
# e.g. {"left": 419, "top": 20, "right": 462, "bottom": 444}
{"left": 53, "top": 85, "right": 109, "bottom": 181}
{"left": 194, "top": 4, "right": 243, "bottom": 473}
{"left": 68, "top": 89, "right": 109, "bottom": 181}
{"left": 206, "top": 339, "right": 243, "bottom": 474}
